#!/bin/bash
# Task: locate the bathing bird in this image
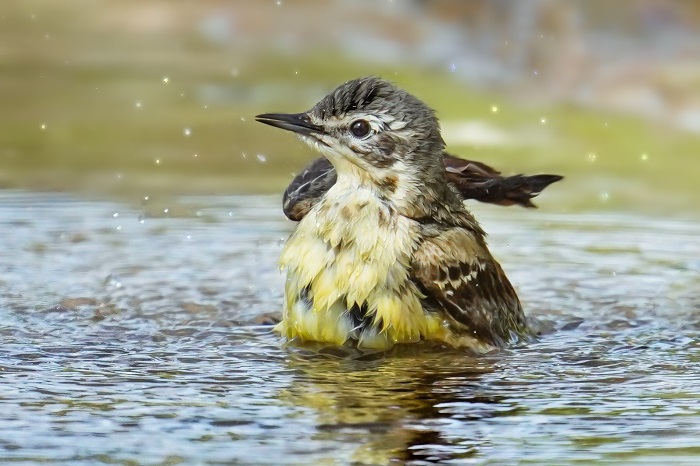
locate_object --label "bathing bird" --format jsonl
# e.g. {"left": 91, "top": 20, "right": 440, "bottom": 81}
{"left": 256, "top": 77, "right": 562, "bottom": 351}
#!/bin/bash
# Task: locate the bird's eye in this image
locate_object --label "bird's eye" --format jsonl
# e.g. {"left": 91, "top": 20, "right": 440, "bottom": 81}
{"left": 349, "top": 119, "right": 372, "bottom": 139}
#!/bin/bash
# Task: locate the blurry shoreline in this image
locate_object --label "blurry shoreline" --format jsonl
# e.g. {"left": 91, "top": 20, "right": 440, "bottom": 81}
{"left": 1, "top": 0, "right": 699, "bottom": 217}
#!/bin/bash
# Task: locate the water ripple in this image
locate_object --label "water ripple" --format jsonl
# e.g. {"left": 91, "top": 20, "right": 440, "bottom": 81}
{"left": 0, "top": 191, "right": 698, "bottom": 464}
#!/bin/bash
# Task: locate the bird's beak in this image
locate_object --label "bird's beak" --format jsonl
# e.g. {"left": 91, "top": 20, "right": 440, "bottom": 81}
{"left": 255, "top": 112, "right": 324, "bottom": 137}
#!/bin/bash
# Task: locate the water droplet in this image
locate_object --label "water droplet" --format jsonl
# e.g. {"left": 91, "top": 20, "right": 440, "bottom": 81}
{"left": 163, "top": 208, "right": 169, "bottom": 214}
{"left": 138, "top": 215, "right": 146, "bottom": 224}
{"left": 587, "top": 152, "right": 597, "bottom": 163}
{"left": 143, "top": 196, "right": 149, "bottom": 201}
{"left": 104, "top": 274, "right": 122, "bottom": 288}
{"left": 231, "top": 68, "right": 239, "bottom": 77}
{"left": 540, "top": 117, "right": 547, "bottom": 124}
{"left": 193, "top": 153, "right": 198, "bottom": 158}
{"left": 155, "top": 159, "right": 161, "bottom": 165}
{"left": 135, "top": 101, "right": 142, "bottom": 108}
{"left": 640, "top": 153, "right": 649, "bottom": 161}
{"left": 162, "top": 76, "right": 170, "bottom": 84}
{"left": 241, "top": 152, "right": 247, "bottom": 159}
{"left": 183, "top": 127, "right": 192, "bottom": 137}
{"left": 112, "top": 212, "right": 119, "bottom": 218}
{"left": 533, "top": 70, "right": 539, "bottom": 76}
{"left": 40, "top": 123, "right": 47, "bottom": 130}
{"left": 240, "top": 117, "right": 246, "bottom": 122}
{"left": 228, "top": 211, "right": 233, "bottom": 217}
{"left": 116, "top": 225, "right": 122, "bottom": 231}
{"left": 491, "top": 105, "right": 499, "bottom": 113}
{"left": 449, "top": 63, "right": 457, "bottom": 72}
{"left": 256, "top": 154, "right": 267, "bottom": 163}
{"left": 186, "top": 234, "right": 192, "bottom": 240}
{"left": 599, "top": 192, "right": 610, "bottom": 202}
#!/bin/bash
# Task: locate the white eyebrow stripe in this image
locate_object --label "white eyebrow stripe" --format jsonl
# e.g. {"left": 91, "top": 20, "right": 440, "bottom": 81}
{"left": 388, "top": 120, "right": 408, "bottom": 130}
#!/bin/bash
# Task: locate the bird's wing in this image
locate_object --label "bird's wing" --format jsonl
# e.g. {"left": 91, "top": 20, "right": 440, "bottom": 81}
{"left": 282, "top": 154, "right": 563, "bottom": 220}
{"left": 282, "top": 157, "right": 336, "bottom": 221}
{"left": 410, "top": 226, "right": 529, "bottom": 347}
{"left": 443, "top": 152, "right": 563, "bottom": 208}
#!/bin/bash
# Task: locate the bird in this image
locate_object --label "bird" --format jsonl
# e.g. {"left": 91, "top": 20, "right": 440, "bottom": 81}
{"left": 255, "top": 76, "right": 562, "bottom": 351}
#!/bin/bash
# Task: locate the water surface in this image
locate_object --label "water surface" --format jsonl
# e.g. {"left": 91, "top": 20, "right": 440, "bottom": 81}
{"left": 1, "top": 191, "right": 698, "bottom": 464}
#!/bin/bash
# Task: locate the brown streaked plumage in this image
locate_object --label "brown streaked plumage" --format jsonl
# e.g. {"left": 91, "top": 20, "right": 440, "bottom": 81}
{"left": 256, "top": 76, "right": 562, "bottom": 351}
{"left": 283, "top": 154, "right": 562, "bottom": 221}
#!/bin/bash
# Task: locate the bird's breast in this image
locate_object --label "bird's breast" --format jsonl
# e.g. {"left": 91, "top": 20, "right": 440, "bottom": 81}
{"left": 277, "top": 184, "right": 445, "bottom": 349}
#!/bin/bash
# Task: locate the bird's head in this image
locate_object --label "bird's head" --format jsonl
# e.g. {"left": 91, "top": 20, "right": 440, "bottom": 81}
{"left": 256, "top": 77, "right": 447, "bottom": 202}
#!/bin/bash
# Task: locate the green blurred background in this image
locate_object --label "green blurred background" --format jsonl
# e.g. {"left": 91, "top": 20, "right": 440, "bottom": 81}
{"left": 2, "top": 0, "right": 699, "bottom": 216}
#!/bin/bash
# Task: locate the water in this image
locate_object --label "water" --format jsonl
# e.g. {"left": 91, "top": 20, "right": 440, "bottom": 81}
{"left": 1, "top": 191, "right": 698, "bottom": 465}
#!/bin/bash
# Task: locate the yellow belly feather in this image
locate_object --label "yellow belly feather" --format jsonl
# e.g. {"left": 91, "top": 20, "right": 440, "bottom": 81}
{"left": 276, "top": 186, "right": 446, "bottom": 349}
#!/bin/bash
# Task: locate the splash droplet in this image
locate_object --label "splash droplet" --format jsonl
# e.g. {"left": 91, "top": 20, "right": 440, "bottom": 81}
{"left": 587, "top": 153, "right": 597, "bottom": 163}
{"left": 162, "top": 76, "right": 170, "bottom": 84}
{"left": 183, "top": 127, "right": 192, "bottom": 137}
{"left": 256, "top": 154, "right": 266, "bottom": 163}
{"left": 40, "top": 123, "right": 47, "bottom": 130}
{"left": 491, "top": 105, "right": 499, "bottom": 113}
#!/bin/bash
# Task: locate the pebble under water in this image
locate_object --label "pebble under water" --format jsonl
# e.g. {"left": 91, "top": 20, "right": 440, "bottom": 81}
{"left": 1, "top": 191, "right": 698, "bottom": 465}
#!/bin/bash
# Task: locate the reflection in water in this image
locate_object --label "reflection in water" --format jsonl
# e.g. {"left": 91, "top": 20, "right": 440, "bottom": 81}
{"left": 281, "top": 346, "right": 497, "bottom": 463}
{"left": 0, "top": 191, "right": 699, "bottom": 464}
